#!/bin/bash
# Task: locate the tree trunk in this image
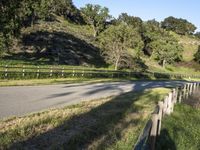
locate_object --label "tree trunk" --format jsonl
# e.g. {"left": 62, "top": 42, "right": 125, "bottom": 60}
{"left": 115, "top": 57, "right": 120, "bottom": 70}
{"left": 162, "top": 59, "right": 166, "bottom": 68}
{"left": 92, "top": 25, "right": 97, "bottom": 38}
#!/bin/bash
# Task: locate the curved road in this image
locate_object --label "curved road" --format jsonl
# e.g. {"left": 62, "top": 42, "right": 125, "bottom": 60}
{"left": 0, "top": 81, "right": 185, "bottom": 119}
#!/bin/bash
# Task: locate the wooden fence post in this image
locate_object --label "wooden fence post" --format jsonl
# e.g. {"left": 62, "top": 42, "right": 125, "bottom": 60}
{"left": 163, "top": 96, "right": 168, "bottom": 115}
{"left": 61, "top": 67, "right": 64, "bottom": 77}
{"left": 178, "top": 86, "right": 183, "bottom": 103}
{"left": 4, "top": 65, "right": 8, "bottom": 78}
{"left": 149, "top": 114, "right": 158, "bottom": 150}
{"left": 82, "top": 69, "right": 84, "bottom": 77}
{"left": 50, "top": 67, "right": 53, "bottom": 77}
{"left": 185, "top": 84, "right": 189, "bottom": 100}
{"left": 22, "top": 66, "right": 25, "bottom": 77}
{"left": 37, "top": 66, "right": 40, "bottom": 78}
{"left": 166, "top": 92, "right": 173, "bottom": 115}
{"left": 158, "top": 102, "right": 164, "bottom": 135}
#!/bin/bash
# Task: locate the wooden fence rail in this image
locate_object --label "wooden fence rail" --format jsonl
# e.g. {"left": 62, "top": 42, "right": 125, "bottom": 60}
{"left": 134, "top": 82, "right": 200, "bottom": 150}
{"left": 1, "top": 65, "right": 200, "bottom": 80}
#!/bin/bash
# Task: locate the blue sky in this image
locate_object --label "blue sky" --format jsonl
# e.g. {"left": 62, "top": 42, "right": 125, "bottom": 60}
{"left": 73, "top": 0, "right": 200, "bottom": 31}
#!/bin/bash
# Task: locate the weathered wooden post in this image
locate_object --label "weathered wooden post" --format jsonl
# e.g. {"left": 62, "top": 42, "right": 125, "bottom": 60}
{"left": 61, "top": 67, "right": 64, "bottom": 77}
{"left": 190, "top": 83, "right": 193, "bottom": 95}
{"left": 149, "top": 114, "right": 158, "bottom": 150}
{"left": 50, "top": 67, "right": 53, "bottom": 77}
{"left": 184, "top": 84, "right": 188, "bottom": 100}
{"left": 168, "top": 92, "right": 173, "bottom": 114}
{"left": 22, "top": 66, "right": 25, "bottom": 77}
{"left": 82, "top": 69, "right": 84, "bottom": 77}
{"left": 4, "top": 65, "right": 8, "bottom": 78}
{"left": 37, "top": 66, "right": 40, "bottom": 78}
{"left": 158, "top": 102, "right": 164, "bottom": 135}
{"left": 185, "top": 83, "right": 190, "bottom": 100}
{"left": 163, "top": 96, "right": 168, "bottom": 115}
{"left": 178, "top": 86, "right": 183, "bottom": 103}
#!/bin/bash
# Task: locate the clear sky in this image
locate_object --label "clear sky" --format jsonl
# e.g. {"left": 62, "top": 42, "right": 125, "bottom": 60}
{"left": 73, "top": 0, "right": 200, "bottom": 31}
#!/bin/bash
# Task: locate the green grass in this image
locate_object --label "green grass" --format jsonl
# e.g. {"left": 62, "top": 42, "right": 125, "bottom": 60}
{"left": 157, "top": 104, "right": 200, "bottom": 150}
{"left": 0, "top": 88, "right": 170, "bottom": 149}
{"left": 0, "top": 78, "right": 125, "bottom": 86}
{"left": 175, "top": 34, "right": 200, "bottom": 62}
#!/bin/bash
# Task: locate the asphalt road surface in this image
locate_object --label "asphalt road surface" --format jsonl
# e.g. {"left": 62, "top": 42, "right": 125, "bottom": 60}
{"left": 0, "top": 81, "right": 185, "bottom": 119}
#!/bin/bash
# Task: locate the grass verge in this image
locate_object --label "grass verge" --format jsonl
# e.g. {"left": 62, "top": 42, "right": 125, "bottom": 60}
{"left": 157, "top": 104, "right": 200, "bottom": 150}
{"left": 0, "top": 78, "right": 125, "bottom": 86}
{"left": 0, "top": 88, "right": 170, "bottom": 149}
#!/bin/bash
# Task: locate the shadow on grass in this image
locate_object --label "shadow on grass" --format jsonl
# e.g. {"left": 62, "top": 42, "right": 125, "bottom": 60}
{"left": 156, "top": 129, "right": 177, "bottom": 150}
{"left": 5, "top": 81, "right": 186, "bottom": 149}
{"left": 6, "top": 92, "right": 159, "bottom": 149}
{"left": 2, "top": 31, "right": 106, "bottom": 67}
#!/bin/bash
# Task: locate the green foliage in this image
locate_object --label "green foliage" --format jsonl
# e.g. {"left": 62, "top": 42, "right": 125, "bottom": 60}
{"left": 194, "top": 45, "right": 200, "bottom": 63}
{"left": 80, "top": 4, "right": 111, "bottom": 37}
{"left": 195, "top": 32, "right": 200, "bottom": 39}
{"left": 98, "top": 23, "right": 144, "bottom": 70}
{"left": 150, "top": 36, "right": 183, "bottom": 67}
{"left": 117, "top": 13, "right": 143, "bottom": 30}
{"left": 142, "top": 20, "right": 183, "bottom": 67}
{"left": 161, "top": 16, "right": 197, "bottom": 35}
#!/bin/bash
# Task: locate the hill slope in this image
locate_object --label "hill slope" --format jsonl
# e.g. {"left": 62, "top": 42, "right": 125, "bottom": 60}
{"left": 2, "top": 15, "right": 105, "bottom": 67}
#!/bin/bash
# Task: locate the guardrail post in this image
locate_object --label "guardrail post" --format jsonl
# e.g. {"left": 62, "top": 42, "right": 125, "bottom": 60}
{"left": 166, "top": 92, "right": 173, "bottom": 115}
{"left": 4, "top": 65, "right": 8, "bottom": 78}
{"left": 22, "top": 66, "right": 25, "bottom": 78}
{"left": 185, "top": 84, "right": 189, "bottom": 100}
{"left": 61, "top": 67, "right": 64, "bottom": 77}
{"left": 158, "top": 102, "right": 164, "bottom": 135}
{"left": 37, "top": 66, "right": 40, "bottom": 78}
{"left": 178, "top": 86, "right": 183, "bottom": 103}
{"left": 50, "top": 67, "right": 53, "bottom": 77}
{"left": 149, "top": 114, "right": 158, "bottom": 150}
{"left": 190, "top": 83, "right": 193, "bottom": 95}
{"left": 163, "top": 96, "right": 168, "bottom": 115}
{"left": 82, "top": 69, "right": 85, "bottom": 77}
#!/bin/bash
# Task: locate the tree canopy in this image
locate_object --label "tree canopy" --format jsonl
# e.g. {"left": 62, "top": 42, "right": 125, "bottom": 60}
{"left": 117, "top": 13, "right": 143, "bottom": 30}
{"left": 142, "top": 20, "right": 183, "bottom": 67}
{"left": 80, "top": 4, "right": 111, "bottom": 38}
{"left": 161, "top": 16, "right": 197, "bottom": 35}
{"left": 98, "top": 23, "right": 143, "bottom": 70}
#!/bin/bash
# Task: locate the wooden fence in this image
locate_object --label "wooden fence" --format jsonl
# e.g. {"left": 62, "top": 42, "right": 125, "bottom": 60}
{"left": 1, "top": 65, "right": 200, "bottom": 80}
{"left": 134, "top": 82, "right": 200, "bottom": 150}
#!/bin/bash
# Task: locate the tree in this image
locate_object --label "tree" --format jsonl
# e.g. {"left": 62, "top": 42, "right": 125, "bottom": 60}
{"left": 150, "top": 34, "right": 183, "bottom": 67}
{"left": 194, "top": 46, "right": 200, "bottom": 63}
{"left": 98, "top": 23, "right": 143, "bottom": 70}
{"left": 142, "top": 20, "right": 183, "bottom": 67}
{"left": 195, "top": 32, "right": 200, "bottom": 39}
{"left": 80, "top": 4, "right": 111, "bottom": 37}
{"left": 0, "top": 0, "right": 24, "bottom": 52}
{"left": 161, "top": 16, "right": 197, "bottom": 35}
{"left": 117, "top": 13, "right": 142, "bottom": 29}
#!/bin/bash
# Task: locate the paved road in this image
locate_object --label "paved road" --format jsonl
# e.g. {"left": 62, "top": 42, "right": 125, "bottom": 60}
{"left": 0, "top": 81, "right": 185, "bottom": 119}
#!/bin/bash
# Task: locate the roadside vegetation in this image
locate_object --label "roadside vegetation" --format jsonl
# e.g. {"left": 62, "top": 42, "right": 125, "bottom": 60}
{"left": 157, "top": 104, "right": 200, "bottom": 150}
{"left": 157, "top": 92, "right": 200, "bottom": 150}
{"left": 0, "top": 88, "right": 170, "bottom": 149}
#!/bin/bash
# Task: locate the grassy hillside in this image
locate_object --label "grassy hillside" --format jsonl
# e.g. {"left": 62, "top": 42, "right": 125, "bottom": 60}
{"left": 172, "top": 32, "right": 200, "bottom": 62}
{"left": 1, "top": 15, "right": 105, "bottom": 68}
{"left": 1, "top": 15, "right": 200, "bottom": 75}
